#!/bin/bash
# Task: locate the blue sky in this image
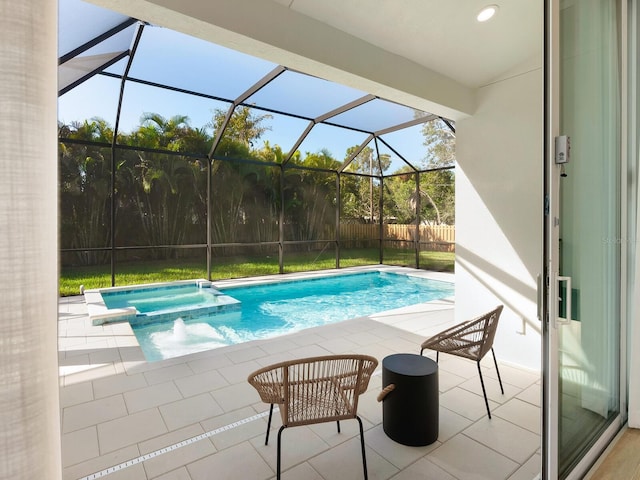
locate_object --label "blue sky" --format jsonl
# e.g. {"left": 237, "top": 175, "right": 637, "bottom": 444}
{"left": 58, "top": 24, "right": 433, "bottom": 173}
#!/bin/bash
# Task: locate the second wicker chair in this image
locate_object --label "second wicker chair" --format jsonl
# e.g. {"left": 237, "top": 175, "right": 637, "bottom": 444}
{"left": 420, "top": 305, "right": 504, "bottom": 418}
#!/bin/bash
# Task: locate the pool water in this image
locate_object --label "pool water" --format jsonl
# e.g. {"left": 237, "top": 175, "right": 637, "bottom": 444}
{"left": 131, "top": 272, "right": 454, "bottom": 361}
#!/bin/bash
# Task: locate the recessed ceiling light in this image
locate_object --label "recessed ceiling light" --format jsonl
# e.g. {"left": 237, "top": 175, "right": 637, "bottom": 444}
{"left": 477, "top": 4, "right": 499, "bottom": 22}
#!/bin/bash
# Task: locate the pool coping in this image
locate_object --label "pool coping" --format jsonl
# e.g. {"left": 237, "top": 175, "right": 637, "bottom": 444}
{"left": 208, "top": 265, "right": 454, "bottom": 289}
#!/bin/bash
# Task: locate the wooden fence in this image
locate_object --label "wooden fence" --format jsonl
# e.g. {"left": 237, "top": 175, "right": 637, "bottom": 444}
{"left": 336, "top": 224, "right": 455, "bottom": 252}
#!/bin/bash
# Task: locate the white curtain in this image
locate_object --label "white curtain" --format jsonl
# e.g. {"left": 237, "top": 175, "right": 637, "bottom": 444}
{"left": 0, "top": 0, "right": 61, "bottom": 478}
{"left": 559, "top": 0, "right": 620, "bottom": 419}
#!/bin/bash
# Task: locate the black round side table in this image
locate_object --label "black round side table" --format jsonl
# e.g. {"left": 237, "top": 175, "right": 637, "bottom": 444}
{"left": 380, "top": 353, "right": 438, "bottom": 446}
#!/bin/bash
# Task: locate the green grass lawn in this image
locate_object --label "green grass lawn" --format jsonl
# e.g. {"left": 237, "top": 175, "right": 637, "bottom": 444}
{"left": 59, "top": 249, "right": 454, "bottom": 296}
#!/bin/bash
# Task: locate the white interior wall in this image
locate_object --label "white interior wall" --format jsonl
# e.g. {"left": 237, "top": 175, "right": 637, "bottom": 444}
{"left": 455, "top": 66, "right": 544, "bottom": 371}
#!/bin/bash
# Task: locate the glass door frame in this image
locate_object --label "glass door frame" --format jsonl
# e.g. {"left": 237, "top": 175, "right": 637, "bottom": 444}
{"left": 542, "top": 1, "right": 560, "bottom": 476}
{"left": 542, "top": 1, "right": 628, "bottom": 479}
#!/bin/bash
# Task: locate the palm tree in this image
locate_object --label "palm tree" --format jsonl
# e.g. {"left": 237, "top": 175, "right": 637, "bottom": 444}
{"left": 59, "top": 118, "right": 113, "bottom": 265}
{"left": 284, "top": 149, "right": 339, "bottom": 242}
{"left": 118, "top": 114, "right": 207, "bottom": 255}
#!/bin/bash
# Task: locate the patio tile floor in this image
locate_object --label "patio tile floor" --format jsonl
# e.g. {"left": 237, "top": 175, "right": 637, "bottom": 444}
{"left": 59, "top": 268, "right": 542, "bottom": 480}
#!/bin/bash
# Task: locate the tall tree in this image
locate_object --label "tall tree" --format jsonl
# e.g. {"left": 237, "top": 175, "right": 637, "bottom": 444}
{"left": 118, "top": 114, "right": 208, "bottom": 253}
{"left": 59, "top": 118, "right": 113, "bottom": 265}
{"left": 418, "top": 118, "right": 456, "bottom": 224}
{"left": 211, "top": 105, "right": 273, "bottom": 149}
{"left": 208, "top": 108, "right": 279, "bottom": 245}
{"left": 284, "top": 149, "right": 339, "bottom": 242}
{"left": 422, "top": 118, "right": 455, "bottom": 168}
{"left": 341, "top": 146, "right": 390, "bottom": 223}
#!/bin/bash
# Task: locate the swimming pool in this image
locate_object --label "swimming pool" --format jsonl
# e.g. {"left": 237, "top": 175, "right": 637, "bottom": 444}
{"left": 129, "top": 271, "right": 454, "bottom": 361}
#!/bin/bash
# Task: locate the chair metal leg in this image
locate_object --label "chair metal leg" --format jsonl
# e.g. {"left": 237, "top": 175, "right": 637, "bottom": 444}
{"left": 337, "top": 420, "right": 341, "bottom": 433}
{"left": 276, "top": 420, "right": 365, "bottom": 480}
{"left": 356, "top": 416, "right": 369, "bottom": 480}
{"left": 276, "top": 425, "right": 286, "bottom": 480}
{"left": 477, "top": 361, "right": 492, "bottom": 419}
{"left": 420, "top": 348, "right": 438, "bottom": 363}
{"left": 491, "top": 348, "right": 504, "bottom": 394}
{"left": 265, "top": 403, "right": 274, "bottom": 445}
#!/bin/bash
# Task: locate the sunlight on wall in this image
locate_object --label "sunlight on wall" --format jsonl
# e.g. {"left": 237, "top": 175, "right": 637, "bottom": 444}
{"left": 456, "top": 66, "right": 543, "bottom": 371}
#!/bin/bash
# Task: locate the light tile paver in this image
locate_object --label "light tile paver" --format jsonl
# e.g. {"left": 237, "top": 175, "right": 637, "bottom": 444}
{"left": 186, "top": 441, "right": 273, "bottom": 480}
{"left": 159, "top": 393, "right": 224, "bottom": 431}
{"left": 279, "top": 462, "right": 324, "bottom": 480}
{"left": 516, "top": 383, "right": 541, "bottom": 407}
{"left": 143, "top": 364, "right": 195, "bottom": 386}
{"left": 143, "top": 438, "right": 215, "bottom": 479}
{"left": 507, "top": 453, "right": 542, "bottom": 480}
{"left": 186, "top": 353, "right": 233, "bottom": 374}
{"left": 389, "top": 457, "right": 458, "bottom": 480}
{"left": 428, "top": 434, "right": 518, "bottom": 480}
{"left": 440, "top": 387, "right": 499, "bottom": 421}
{"left": 250, "top": 424, "right": 329, "bottom": 472}
{"left": 174, "top": 369, "right": 228, "bottom": 397}
{"left": 98, "top": 408, "right": 168, "bottom": 454}
{"left": 366, "top": 424, "right": 438, "bottom": 469}
{"left": 152, "top": 467, "right": 192, "bottom": 480}
{"left": 463, "top": 416, "right": 540, "bottom": 463}
{"left": 62, "top": 445, "right": 141, "bottom": 480}
{"left": 62, "top": 426, "right": 99, "bottom": 467}
{"left": 224, "top": 345, "right": 267, "bottom": 364}
{"left": 63, "top": 363, "right": 118, "bottom": 386}
{"left": 487, "top": 363, "right": 539, "bottom": 389}
{"left": 63, "top": 394, "right": 128, "bottom": 433}
{"left": 200, "top": 406, "right": 269, "bottom": 451}
{"left": 309, "top": 436, "right": 399, "bottom": 480}
{"left": 217, "top": 360, "right": 263, "bottom": 384}
{"left": 494, "top": 398, "right": 541, "bottom": 435}
{"left": 124, "top": 381, "right": 183, "bottom": 413}
{"left": 92, "top": 372, "right": 148, "bottom": 399}
{"left": 59, "top": 381, "right": 94, "bottom": 408}
{"left": 211, "top": 381, "right": 260, "bottom": 412}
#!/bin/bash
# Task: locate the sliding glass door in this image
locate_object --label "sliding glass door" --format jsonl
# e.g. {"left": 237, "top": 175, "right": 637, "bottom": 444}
{"left": 544, "top": 0, "right": 623, "bottom": 478}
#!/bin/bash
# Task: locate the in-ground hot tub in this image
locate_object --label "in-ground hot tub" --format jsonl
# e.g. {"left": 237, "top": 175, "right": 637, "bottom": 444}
{"left": 83, "top": 279, "right": 240, "bottom": 326}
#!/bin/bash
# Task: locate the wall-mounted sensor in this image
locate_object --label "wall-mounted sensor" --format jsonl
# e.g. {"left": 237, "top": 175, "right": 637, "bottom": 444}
{"left": 555, "top": 135, "right": 570, "bottom": 164}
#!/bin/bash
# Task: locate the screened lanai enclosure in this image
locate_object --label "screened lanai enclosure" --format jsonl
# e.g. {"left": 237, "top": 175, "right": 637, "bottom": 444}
{"left": 58, "top": 0, "right": 455, "bottom": 294}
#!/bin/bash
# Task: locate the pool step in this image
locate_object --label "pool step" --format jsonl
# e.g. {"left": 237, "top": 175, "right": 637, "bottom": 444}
{"left": 131, "top": 295, "right": 241, "bottom": 326}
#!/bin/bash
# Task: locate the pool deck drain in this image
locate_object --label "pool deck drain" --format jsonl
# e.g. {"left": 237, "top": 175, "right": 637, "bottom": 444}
{"left": 78, "top": 409, "right": 275, "bottom": 479}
